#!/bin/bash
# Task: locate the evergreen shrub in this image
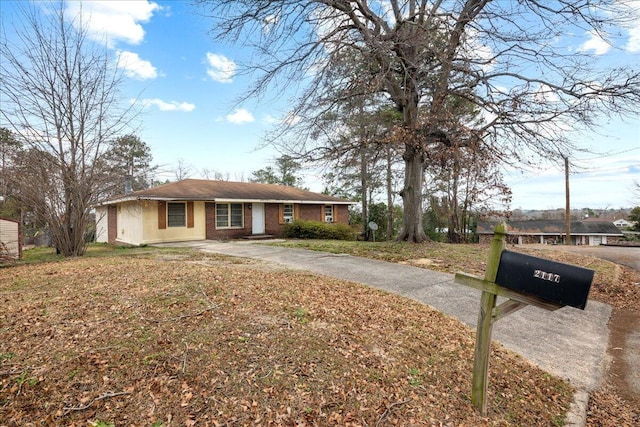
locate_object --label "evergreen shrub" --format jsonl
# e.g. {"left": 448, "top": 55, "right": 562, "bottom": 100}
{"left": 284, "top": 220, "right": 354, "bottom": 241}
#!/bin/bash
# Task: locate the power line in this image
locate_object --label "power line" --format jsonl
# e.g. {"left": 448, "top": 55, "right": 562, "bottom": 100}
{"left": 575, "top": 146, "right": 640, "bottom": 162}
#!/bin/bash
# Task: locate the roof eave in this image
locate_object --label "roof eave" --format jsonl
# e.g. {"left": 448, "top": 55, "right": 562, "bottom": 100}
{"left": 214, "top": 198, "right": 354, "bottom": 204}
{"left": 96, "top": 196, "right": 355, "bottom": 206}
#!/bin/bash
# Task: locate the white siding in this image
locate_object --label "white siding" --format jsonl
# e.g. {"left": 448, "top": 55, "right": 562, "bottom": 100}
{"left": 117, "top": 202, "right": 144, "bottom": 245}
{"left": 589, "top": 236, "right": 602, "bottom": 246}
{"left": 95, "top": 206, "right": 109, "bottom": 243}
{"left": 0, "top": 218, "right": 20, "bottom": 258}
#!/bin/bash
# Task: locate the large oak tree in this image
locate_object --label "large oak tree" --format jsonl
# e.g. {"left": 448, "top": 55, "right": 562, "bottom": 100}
{"left": 198, "top": 0, "right": 640, "bottom": 242}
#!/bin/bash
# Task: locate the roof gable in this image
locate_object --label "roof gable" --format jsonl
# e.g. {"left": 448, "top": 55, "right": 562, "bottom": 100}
{"left": 99, "top": 179, "right": 353, "bottom": 205}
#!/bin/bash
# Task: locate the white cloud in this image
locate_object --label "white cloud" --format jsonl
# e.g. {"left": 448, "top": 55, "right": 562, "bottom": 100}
{"left": 532, "top": 83, "right": 561, "bottom": 105}
{"left": 462, "top": 27, "right": 495, "bottom": 72}
{"left": 262, "top": 113, "right": 302, "bottom": 126}
{"left": 260, "top": 112, "right": 301, "bottom": 126}
{"left": 262, "top": 114, "right": 280, "bottom": 124}
{"left": 206, "top": 53, "right": 236, "bottom": 83}
{"left": 626, "top": 32, "right": 640, "bottom": 52}
{"left": 578, "top": 30, "right": 610, "bottom": 55}
{"left": 117, "top": 50, "right": 157, "bottom": 79}
{"left": 625, "top": 23, "right": 640, "bottom": 53}
{"left": 283, "top": 112, "right": 301, "bottom": 126}
{"left": 262, "top": 14, "right": 279, "bottom": 34}
{"left": 66, "top": 1, "right": 161, "bottom": 48}
{"left": 139, "top": 98, "right": 195, "bottom": 112}
{"left": 226, "top": 109, "right": 255, "bottom": 124}
{"left": 619, "top": 0, "right": 640, "bottom": 52}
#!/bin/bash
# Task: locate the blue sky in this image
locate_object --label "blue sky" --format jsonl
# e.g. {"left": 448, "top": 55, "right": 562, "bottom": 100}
{"left": 1, "top": 1, "right": 638, "bottom": 210}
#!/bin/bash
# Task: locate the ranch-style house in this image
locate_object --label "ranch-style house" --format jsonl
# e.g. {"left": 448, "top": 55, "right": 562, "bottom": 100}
{"left": 477, "top": 220, "right": 624, "bottom": 246}
{"left": 95, "top": 179, "right": 353, "bottom": 246}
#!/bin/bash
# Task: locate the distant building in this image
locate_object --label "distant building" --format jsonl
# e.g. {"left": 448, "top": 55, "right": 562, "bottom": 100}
{"left": 477, "top": 220, "right": 624, "bottom": 246}
{"left": 612, "top": 219, "right": 634, "bottom": 229}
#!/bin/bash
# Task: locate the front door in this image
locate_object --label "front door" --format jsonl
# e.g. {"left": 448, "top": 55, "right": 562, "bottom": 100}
{"left": 252, "top": 203, "right": 265, "bottom": 234}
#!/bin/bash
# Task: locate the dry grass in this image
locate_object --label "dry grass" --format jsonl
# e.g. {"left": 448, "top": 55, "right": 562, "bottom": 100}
{"left": 273, "top": 240, "right": 640, "bottom": 310}
{"left": 274, "top": 239, "right": 640, "bottom": 426}
{"left": 0, "top": 247, "right": 574, "bottom": 426}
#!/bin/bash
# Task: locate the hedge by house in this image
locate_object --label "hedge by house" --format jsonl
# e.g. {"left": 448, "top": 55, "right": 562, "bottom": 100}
{"left": 284, "top": 220, "right": 354, "bottom": 241}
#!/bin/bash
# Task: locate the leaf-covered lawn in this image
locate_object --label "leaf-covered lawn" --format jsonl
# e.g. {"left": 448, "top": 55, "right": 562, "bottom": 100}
{"left": 272, "top": 240, "right": 490, "bottom": 276}
{"left": 273, "top": 239, "right": 640, "bottom": 426}
{"left": 272, "top": 240, "right": 640, "bottom": 310}
{"left": 1, "top": 249, "right": 573, "bottom": 426}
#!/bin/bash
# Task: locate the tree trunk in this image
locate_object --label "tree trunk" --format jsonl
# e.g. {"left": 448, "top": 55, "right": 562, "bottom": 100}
{"left": 398, "top": 149, "right": 428, "bottom": 242}
{"left": 360, "top": 144, "right": 368, "bottom": 240}
{"left": 386, "top": 143, "right": 394, "bottom": 240}
{"left": 448, "top": 156, "right": 460, "bottom": 243}
{"left": 394, "top": 61, "right": 429, "bottom": 243}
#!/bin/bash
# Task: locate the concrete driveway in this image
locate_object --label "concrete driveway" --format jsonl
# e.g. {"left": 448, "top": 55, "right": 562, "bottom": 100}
{"left": 158, "top": 239, "right": 612, "bottom": 397}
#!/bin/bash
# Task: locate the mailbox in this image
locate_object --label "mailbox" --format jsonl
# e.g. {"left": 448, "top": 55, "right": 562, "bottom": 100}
{"left": 495, "top": 250, "right": 594, "bottom": 310}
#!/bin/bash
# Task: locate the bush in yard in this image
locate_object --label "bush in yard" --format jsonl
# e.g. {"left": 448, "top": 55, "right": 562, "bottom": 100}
{"left": 284, "top": 220, "right": 354, "bottom": 240}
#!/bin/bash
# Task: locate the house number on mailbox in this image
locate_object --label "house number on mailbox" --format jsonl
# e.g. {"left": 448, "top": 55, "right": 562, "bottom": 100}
{"left": 533, "top": 269, "right": 561, "bottom": 283}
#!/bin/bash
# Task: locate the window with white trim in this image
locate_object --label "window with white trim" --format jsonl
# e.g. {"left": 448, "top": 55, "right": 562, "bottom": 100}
{"left": 216, "top": 203, "right": 244, "bottom": 228}
{"left": 283, "top": 204, "right": 294, "bottom": 223}
{"left": 167, "top": 202, "right": 186, "bottom": 227}
{"left": 324, "top": 205, "right": 334, "bottom": 223}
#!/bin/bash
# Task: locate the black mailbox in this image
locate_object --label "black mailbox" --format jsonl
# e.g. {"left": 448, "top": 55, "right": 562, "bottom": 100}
{"left": 495, "top": 251, "right": 594, "bottom": 310}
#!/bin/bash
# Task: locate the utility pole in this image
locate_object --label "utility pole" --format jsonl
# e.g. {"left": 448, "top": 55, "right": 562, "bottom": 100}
{"left": 564, "top": 155, "right": 571, "bottom": 245}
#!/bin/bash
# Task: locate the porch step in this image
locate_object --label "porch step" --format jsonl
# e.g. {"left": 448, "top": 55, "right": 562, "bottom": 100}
{"left": 242, "top": 234, "right": 276, "bottom": 240}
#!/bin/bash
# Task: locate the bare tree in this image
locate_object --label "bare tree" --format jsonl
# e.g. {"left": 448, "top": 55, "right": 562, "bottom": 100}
{"left": 201, "top": 168, "right": 229, "bottom": 181}
{"left": 633, "top": 181, "right": 640, "bottom": 205}
{"left": 424, "top": 95, "right": 511, "bottom": 242}
{"left": 173, "top": 158, "right": 194, "bottom": 181}
{"left": 0, "top": 3, "right": 133, "bottom": 256}
{"left": 197, "top": 0, "right": 640, "bottom": 242}
{"left": 427, "top": 139, "right": 511, "bottom": 243}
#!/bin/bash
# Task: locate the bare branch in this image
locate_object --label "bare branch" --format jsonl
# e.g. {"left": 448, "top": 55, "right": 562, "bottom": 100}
{"left": 196, "top": 0, "right": 640, "bottom": 241}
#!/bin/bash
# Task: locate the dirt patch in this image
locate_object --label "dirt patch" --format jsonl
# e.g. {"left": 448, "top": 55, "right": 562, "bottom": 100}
{"left": 402, "top": 258, "right": 442, "bottom": 267}
{"left": 600, "top": 308, "right": 640, "bottom": 413}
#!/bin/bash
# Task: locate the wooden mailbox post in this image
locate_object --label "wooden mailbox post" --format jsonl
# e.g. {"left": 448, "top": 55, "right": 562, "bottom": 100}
{"left": 454, "top": 223, "right": 594, "bottom": 415}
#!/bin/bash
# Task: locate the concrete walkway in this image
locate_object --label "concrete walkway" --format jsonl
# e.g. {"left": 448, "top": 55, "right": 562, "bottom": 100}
{"left": 159, "top": 240, "right": 612, "bottom": 394}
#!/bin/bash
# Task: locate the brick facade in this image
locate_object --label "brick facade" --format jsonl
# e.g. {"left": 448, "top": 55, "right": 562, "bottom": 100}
{"left": 334, "top": 205, "right": 349, "bottom": 224}
{"left": 205, "top": 202, "right": 350, "bottom": 240}
{"left": 205, "top": 202, "right": 254, "bottom": 240}
{"left": 264, "top": 203, "right": 282, "bottom": 235}
{"left": 298, "top": 204, "right": 323, "bottom": 222}
{"left": 107, "top": 205, "right": 117, "bottom": 244}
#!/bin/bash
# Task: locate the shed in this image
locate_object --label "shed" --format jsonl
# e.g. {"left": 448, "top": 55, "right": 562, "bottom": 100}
{"left": 0, "top": 217, "right": 22, "bottom": 260}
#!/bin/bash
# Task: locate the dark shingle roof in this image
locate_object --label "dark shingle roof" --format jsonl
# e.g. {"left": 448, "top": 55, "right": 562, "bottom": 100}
{"left": 477, "top": 220, "right": 623, "bottom": 236}
{"left": 99, "top": 179, "right": 352, "bottom": 205}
